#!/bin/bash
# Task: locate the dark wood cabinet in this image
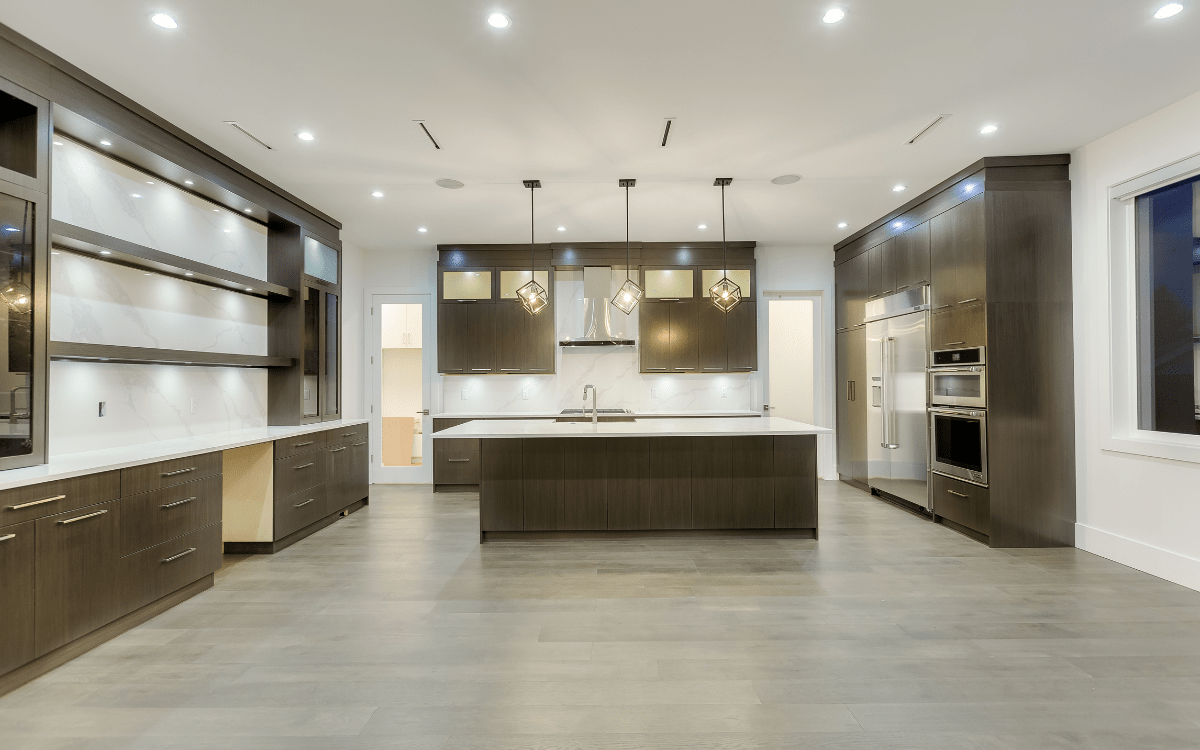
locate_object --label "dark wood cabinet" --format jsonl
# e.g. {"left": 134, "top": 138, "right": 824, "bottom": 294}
{"left": 727, "top": 302, "right": 757, "bottom": 371}
{"left": 835, "top": 250, "right": 869, "bottom": 330}
{"left": 437, "top": 266, "right": 555, "bottom": 375}
{"left": 437, "top": 303, "right": 468, "bottom": 374}
{"left": 639, "top": 301, "right": 700, "bottom": 373}
{"left": 494, "top": 303, "right": 527, "bottom": 373}
{"left": 348, "top": 439, "right": 369, "bottom": 507}
{"left": 868, "top": 240, "right": 899, "bottom": 299}
{"left": 522, "top": 440, "right": 565, "bottom": 531}
{"left": 326, "top": 443, "right": 352, "bottom": 516}
{"left": 563, "top": 439, "right": 607, "bottom": 530}
{"left": 119, "top": 476, "right": 221, "bottom": 558}
{"left": 608, "top": 437, "right": 651, "bottom": 530}
{"left": 35, "top": 500, "right": 119, "bottom": 655}
{"left": 0, "top": 520, "right": 35, "bottom": 674}
{"left": 894, "top": 223, "right": 931, "bottom": 291}
{"left": 464, "top": 303, "right": 498, "bottom": 374}
{"left": 692, "top": 437, "right": 733, "bottom": 529}
{"left": 930, "top": 195, "right": 987, "bottom": 311}
{"left": 121, "top": 453, "right": 221, "bottom": 496}
{"left": 649, "top": 436, "right": 691, "bottom": 529}
{"left": 836, "top": 328, "right": 868, "bottom": 485}
{"left": 669, "top": 302, "right": 698, "bottom": 372}
{"left": 526, "top": 303, "right": 555, "bottom": 373}
{"left": 930, "top": 304, "right": 986, "bottom": 351}
{"left": 697, "top": 304, "right": 728, "bottom": 372}
{"left": 732, "top": 436, "right": 774, "bottom": 528}
{"left": 121, "top": 523, "right": 222, "bottom": 613}
{"left": 932, "top": 473, "right": 990, "bottom": 537}
{"left": 0, "top": 472, "right": 121, "bottom": 529}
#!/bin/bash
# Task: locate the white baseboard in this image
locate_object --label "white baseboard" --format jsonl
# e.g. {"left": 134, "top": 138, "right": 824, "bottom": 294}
{"left": 1075, "top": 523, "right": 1200, "bottom": 593}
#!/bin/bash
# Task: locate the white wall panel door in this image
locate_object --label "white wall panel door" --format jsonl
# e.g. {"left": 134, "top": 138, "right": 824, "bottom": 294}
{"left": 369, "top": 293, "right": 432, "bottom": 483}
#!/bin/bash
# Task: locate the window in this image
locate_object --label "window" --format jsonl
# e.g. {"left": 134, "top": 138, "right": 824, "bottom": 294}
{"left": 1136, "top": 173, "right": 1200, "bottom": 435}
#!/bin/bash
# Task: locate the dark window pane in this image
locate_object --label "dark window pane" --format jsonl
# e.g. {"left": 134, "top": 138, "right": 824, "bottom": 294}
{"left": 326, "top": 294, "right": 338, "bottom": 415}
{"left": 302, "top": 287, "right": 319, "bottom": 417}
{"left": 0, "top": 191, "right": 34, "bottom": 457}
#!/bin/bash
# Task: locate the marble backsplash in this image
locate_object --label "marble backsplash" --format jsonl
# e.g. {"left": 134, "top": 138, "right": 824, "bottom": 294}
{"left": 49, "top": 361, "right": 268, "bottom": 456}
{"left": 52, "top": 138, "right": 268, "bottom": 280}
{"left": 51, "top": 252, "right": 268, "bottom": 354}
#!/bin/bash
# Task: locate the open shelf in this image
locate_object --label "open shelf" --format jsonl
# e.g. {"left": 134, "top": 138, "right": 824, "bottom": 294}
{"left": 50, "top": 342, "right": 294, "bottom": 369}
{"left": 50, "top": 220, "right": 295, "bottom": 300}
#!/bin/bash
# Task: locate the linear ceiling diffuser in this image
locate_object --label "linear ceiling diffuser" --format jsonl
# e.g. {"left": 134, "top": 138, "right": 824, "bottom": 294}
{"left": 611, "top": 178, "right": 643, "bottom": 315}
{"left": 518, "top": 180, "right": 549, "bottom": 315}
{"left": 709, "top": 178, "right": 741, "bottom": 313}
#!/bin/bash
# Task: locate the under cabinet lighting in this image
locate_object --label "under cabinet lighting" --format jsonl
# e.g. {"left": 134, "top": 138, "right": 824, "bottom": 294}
{"left": 964, "top": 183, "right": 976, "bottom": 193}
{"left": 151, "top": 13, "right": 178, "bottom": 29}
{"left": 99, "top": 250, "right": 112, "bottom": 255}
{"left": 224, "top": 230, "right": 231, "bottom": 233}
{"left": 131, "top": 194, "right": 142, "bottom": 198}
{"left": 100, "top": 140, "right": 112, "bottom": 147}
{"left": 184, "top": 180, "right": 194, "bottom": 185}
{"left": 1155, "top": 3, "right": 1183, "bottom": 18}
{"left": 893, "top": 221, "right": 904, "bottom": 228}
{"left": 243, "top": 208, "right": 252, "bottom": 213}
{"left": 823, "top": 8, "right": 845, "bottom": 23}
{"left": 184, "top": 272, "right": 194, "bottom": 277}
{"left": 487, "top": 13, "right": 511, "bottom": 28}
{"left": 53, "top": 141, "right": 63, "bottom": 146}
{"left": 146, "top": 181, "right": 155, "bottom": 185}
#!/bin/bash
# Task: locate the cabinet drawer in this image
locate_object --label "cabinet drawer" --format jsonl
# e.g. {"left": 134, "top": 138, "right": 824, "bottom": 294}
{"left": 327, "top": 423, "right": 368, "bottom": 447}
{"left": 275, "top": 484, "right": 328, "bottom": 539}
{"left": 274, "top": 431, "right": 328, "bottom": 460}
{"left": 120, "top": 476, "right": 222, "bottom": 558}
{"left": 434, "top": 450, "right": 481, "bottom": 485}
{"left": 0, "top": 519, "right": 36, "bottom": 674}
{"left": 121, "top": 523, "right": 222, "bottom": 613}
{"left": 436, "top": 437, "right": 480, "bottom": 454}
{"left": 932, "top": 473, "right": 990, "bottom": 536}
{"left": 122, "top": 452, "right": 221, "bottom": 496}
{"left": 930, "top": 304, "right": 986, "bottom": 351}
{"left": 36, "top": 500, "right": 120, "bottom": 655}
{"left": 0, "top": 471, "right": 120, "bottom": 527}
{"left": 274, "top": 452, "right": 328, "bottom": 499}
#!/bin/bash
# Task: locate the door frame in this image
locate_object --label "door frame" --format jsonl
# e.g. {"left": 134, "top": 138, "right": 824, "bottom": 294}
{"left": 365, "top": 289, "right": 434, "bottom": 484}
{"left": 761, "top": 289, "right": 837, "bottom": 480}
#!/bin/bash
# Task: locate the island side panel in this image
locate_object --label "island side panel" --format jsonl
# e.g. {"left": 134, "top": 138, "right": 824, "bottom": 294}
{"left": 564, "top": 439, "right": 607, "bottom": 530}
{"left": 692, "top": 437, "right": 734, "bottom": 530}
{"left": 481, "top": 439, "right": 524, "bottom": 531}
{"left": 608, "top": 438, "right": 650, "bottom": 530}
{"left": 523, "top": 439, "right": 565, "bottom": 531}
{"left": 773, "top": 435, "right": 818, "bottom": 531}
{"left": 732, "top": 436, "right": 775, "bottom": 529}
{"left": 649, "top": 437, "right": 692, "bottom": 530}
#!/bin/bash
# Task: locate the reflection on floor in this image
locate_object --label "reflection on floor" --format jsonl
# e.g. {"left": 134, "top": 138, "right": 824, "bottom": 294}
{"left": 3, "top": 481, "right": 1200, "bottom": 748}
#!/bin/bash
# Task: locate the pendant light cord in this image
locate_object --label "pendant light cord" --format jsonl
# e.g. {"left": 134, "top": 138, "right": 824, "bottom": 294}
{"left": 530, "top": 184, "right": 535, "bottom": 274}
{"left": 721, "top": 182, "right": 728, "bottom": 275}
{"left": 625, "top": 185, "right": 631, "bottom": 281}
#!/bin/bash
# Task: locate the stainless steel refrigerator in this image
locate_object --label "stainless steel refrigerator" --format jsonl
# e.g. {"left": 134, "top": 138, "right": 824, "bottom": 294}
{"left": 865, "top": 288, "right": 930, "bottom": 509}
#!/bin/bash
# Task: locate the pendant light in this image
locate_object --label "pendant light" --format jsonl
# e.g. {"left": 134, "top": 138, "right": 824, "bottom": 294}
{"left": 517, "top": 179, "right": 549, "bottom": 315}
{"left": 1, "top": 205, "right": 32, "bottom": 315}
{"left": 709, "top": 177, "right": 741, "bottom": 313}
{"left": 611, "top": 178, "right": 643, "bottom": 315}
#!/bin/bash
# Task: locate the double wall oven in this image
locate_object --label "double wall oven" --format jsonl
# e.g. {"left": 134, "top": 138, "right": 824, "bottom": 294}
{"left": 928, "top": 346, "right": 988, "bottom": 486}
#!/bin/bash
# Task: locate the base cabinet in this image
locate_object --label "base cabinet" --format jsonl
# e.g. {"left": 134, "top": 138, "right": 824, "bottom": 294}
{"left": 931, "top": 473, "right": 990, "bottom": 537}
{"left": 0, "top": 520, "right": 35, "bottom": 674}
{"left": 35, "top": 500, "right": 120, "bottom": 655}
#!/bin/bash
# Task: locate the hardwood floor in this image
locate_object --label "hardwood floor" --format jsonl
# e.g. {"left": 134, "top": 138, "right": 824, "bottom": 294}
{"left": 3, "top": 481, "right": 1200, "bottom": 748}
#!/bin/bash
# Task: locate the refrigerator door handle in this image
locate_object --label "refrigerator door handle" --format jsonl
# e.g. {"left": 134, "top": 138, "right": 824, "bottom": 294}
{"left": 882, "top": 337, "right": 899, "bottom": 449}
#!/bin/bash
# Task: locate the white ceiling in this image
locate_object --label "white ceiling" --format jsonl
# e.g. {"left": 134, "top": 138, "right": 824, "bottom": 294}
{"left": 3, "top": 0, "right": 1199, "bottom": 252}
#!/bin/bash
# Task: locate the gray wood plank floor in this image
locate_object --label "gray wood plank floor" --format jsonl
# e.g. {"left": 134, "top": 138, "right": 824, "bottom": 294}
{"left": 4, "top": 481, "right": 1200, "bottom": 749}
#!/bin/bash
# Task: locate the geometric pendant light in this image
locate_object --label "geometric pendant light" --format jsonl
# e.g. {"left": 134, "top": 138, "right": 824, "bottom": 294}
{"left": 709, "top": 177, "right": 742, "bottom": 313}
{"left": 517, "top": 179, "right": 549, "bottom": 315}
{"left": 611, "top": 178, "right": 643, "bottom": 315}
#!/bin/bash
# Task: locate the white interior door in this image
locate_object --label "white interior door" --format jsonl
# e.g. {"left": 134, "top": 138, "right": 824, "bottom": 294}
{"left": 369, "top": 294, "right": 432, "bottom": 484}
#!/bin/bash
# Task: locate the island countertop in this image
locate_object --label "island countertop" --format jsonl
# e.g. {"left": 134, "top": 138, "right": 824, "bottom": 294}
{"left": 432, "top": 416, "right": 831, "bottom": 439}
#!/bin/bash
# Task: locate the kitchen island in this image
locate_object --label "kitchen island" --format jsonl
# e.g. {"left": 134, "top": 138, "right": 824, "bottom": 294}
{"left": 433, "top": 418, "right": 831, "bottom": 541}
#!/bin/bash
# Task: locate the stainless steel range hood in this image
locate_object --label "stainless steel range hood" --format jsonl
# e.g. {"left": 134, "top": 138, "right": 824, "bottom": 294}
{"left": 560, "top": 267, "right": 635, "bottom": 347}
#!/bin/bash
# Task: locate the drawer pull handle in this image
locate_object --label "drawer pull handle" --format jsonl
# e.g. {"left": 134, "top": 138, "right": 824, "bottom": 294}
{"left": 352, "top": 441, "right": 368, "bottom": 447}
{"left": 448, "top": 458, "right": 471, "bottom": 463}
{"left": 500, "top": 369, "right": 520, "bottom": 372}
{"left": 947, "top": 490, "right": 968, "bottom": 498}
{"left": 529, "top": 369, "right": 550, "bottom": 371}
{"left": 471, "top": 369, "right": 492, "bottom": 372}
{"left": 161, "top": 497, "right": 196, "bottom": 509}
{"left": 294, "top": 499, "right": 316, "bottom": 508}
{"left": 944, "top": 341, "right": 965, "bottom": 346}
{"left": 674, "top": 368, "right": 695, "bottom": 371}
{"left": 645, "top": 368, "right": 667, "bottom": 371}
{"left": 342, "top": 432, "right": 356, "bottom": 437}
{"left": 161, "top": 467, "right": 196, "bottom": 478}
{"left": 161, "top": 548, "right": 196, "bottom": 564}
{"left": 935, "top": 304, "right": 951, "bottom": 309}
{"left": 9, "top": 494, "right": 66, "bottom": 510}
{"left": 0, "top": 533, "right": 14, "bottom": 542}
{"left": 330, "top": 447, "right": 348, "bottom": 453}
{"left": 294, "top": 441, "right": 315, "bottom": 448}
{"left": 59, "top": 509, "right": 108, "bottom": 525}
{"left": 293, "top": 462, "right": 315, "bottom": 470}
{"left": 958, "top": 298, "right": 979, "bottom": 305}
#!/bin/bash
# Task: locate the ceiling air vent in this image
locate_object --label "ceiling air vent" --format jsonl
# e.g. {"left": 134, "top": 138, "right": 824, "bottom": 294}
{"left": 415, "top": 121, "right": 442, "bottom": 150}
{"left": 906, "top": 115, "right": 951, "bottom": 145}
{"left": 224, "top": 121, "right": 273, "bottom": 150}
{"left": 661, "top": 118, "right": 676, "bottom": 147}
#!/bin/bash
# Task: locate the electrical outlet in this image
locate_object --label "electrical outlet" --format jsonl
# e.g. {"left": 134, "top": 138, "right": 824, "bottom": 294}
{"left": 190, "top": 397, "right": 198, "bottom": 414}
{"left": 721, "top": 386, "right": 729, "bottom": 398}
{"left": 461, "top": 389, "right": 468, "bottom": 400}
{"left": 651, "top": 388, "right": 658, "bottom": 399}
{"left": 522, "top": 386, "right": 531, "bottom": 400}
{"left": 98, "top": 401, "right": 105, "bottom": 417}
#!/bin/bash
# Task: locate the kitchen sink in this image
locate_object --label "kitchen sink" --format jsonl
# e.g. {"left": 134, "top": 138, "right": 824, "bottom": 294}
{"left": 559, "top": 408, "right": 633, "bottom": 415}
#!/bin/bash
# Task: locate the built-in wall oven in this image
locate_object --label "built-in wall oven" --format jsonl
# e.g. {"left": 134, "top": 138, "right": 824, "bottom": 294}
{"left": 929, "top": 347, "right": 986, "bottom": 409}
{"left": 929, "top": 407, "right": 988, "bottom": 486}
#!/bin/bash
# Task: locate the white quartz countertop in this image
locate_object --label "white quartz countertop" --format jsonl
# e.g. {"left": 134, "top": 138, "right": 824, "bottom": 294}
{"left": 432, "top": 417, "right": 830, "bottom": 439}
{"left": 0, "top": 419, "right": 370, "bottom": 492}
{"left": 434, "top": 410, "right": 762, "bottom": 419}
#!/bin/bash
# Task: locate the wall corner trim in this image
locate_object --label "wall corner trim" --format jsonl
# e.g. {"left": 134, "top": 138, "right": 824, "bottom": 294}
{"left": 1075, "top": 523, "right": 1200, "bottom": 593}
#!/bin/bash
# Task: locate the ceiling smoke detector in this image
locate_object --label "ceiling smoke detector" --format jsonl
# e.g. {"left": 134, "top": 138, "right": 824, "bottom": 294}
{"left": 771, "top": 174, "right": 802, "bottom": 185}
{"left": 436, "top": 179, "right": 464, "bottom": 189}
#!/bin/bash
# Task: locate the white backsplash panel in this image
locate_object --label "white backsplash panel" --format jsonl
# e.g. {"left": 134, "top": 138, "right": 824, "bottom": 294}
{"left": 51, "top": 252, "right": 268, "bottom": 354}
{"left": 49, "top": 361, "right": 268, "bottom": 456}
{"left": 52, "top": 139, "right": 268, "bottom": 280}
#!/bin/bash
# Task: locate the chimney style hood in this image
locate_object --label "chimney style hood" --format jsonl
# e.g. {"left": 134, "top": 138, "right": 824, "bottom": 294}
{"left": 560, "top": 267, "right": 635, "bottom": 347}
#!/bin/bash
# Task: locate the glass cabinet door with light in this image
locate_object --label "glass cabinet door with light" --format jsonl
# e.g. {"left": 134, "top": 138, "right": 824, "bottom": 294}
{"left": 302, "top": 234, "right": 341, "bottom": 422}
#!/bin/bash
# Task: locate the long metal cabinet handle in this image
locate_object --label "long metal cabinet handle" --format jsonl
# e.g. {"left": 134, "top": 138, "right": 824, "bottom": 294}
{"left": 958, "top": 298, "right": 979, "bottom": 304}
{"left": 0, "top": 534, "right": 14, "bottom": 542}
{"left": 294, "top": 499, "right": 315, "bottom": 508}
{"left": 944, "top": 341, "right": 965, "bottom": 346}
{"left": 448, "top": 458, "right": 471, "bottom": 463}
{"left": 161, "top": 548, "right": 196, "bottom": 564}
{"left": 293, "top": 463, "right": 315, "bottom": 470}
{"left": 352, "top": 441, "right": 368, "bottom": 447}
{"left": 161, "top": 497, "right": 196, "bottom": 509}
{"left": 161, "top": 467, "right": 196, "bottom": 477}
{"left": 330, "top": 447, "right": 347, "bottom": 453}
{"left": 59, "top": 509, "right": 108, "bottom": 525}
{"left": 294, "top": 441, "right": 315, "bottom": 448}
{"left": 947, "top": 490, "right": 969, "bottom": 498}
{"left": 9, "top": 494, "right": 66, "bottom": 510}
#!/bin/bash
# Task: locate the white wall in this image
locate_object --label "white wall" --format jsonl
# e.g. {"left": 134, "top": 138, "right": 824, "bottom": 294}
{"left": 340, "top": 241, "right": 366, "bottom": 419}
{"left": 1072, "top": 89, "right": 1200, "bottom": 592}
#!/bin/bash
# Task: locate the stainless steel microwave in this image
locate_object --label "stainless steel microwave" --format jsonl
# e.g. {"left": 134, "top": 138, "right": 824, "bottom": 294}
{"left": 929, "top": 347, "right": 986, "bottom": 409}
{"left": 929, "top": 407, "right": 988, "bottom": 486}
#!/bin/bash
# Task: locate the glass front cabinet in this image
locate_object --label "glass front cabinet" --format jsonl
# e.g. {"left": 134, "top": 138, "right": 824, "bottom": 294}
{"left": 301, "top": 234, "right": 341, "bottom": 422}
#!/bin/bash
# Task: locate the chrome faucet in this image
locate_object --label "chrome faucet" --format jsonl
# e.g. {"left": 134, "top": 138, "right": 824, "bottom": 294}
{"left": 583, "top": 384, "right": 598, "bottom": 423}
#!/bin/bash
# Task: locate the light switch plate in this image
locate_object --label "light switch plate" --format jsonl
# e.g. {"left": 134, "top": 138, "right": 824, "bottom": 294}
{"left": 721, "top": 387, "right": 728, "bottom": 398}
{"left": 651, "top": 388, "right": 658, "bottom": 399}
{"left": 98, "top": 401, "right": 106, "bottom": 417}
{"left": 461, "top": 389, "right": 468, "bottom": 400}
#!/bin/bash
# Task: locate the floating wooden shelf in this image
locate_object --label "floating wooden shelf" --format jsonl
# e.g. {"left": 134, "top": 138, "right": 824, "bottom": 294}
{"left": 49, "top": 342, "right": 294, "bottom": 369}
{"left": 50, "top": 221, "right": 295, "bottom": 300}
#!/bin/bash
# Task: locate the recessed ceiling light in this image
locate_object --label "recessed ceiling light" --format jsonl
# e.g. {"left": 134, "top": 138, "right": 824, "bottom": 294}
{"left": 771, "top": 174, "right": 802, "bottom": 185}
{"left": 823, "top": 8, "right": 845, "bottom": 23}
{"left": 418, "top": 227, "right": 428, "bottom": 233}
{"left": 487, "top": 13, "right": 511, "bottom": 28}
{"left": 100, "top": 140, "right": 112, "bottom": 147}
{"left": 698, "top": 224, "right": 708, "bottom": 230}
{"left": 436, "top": 178, "right": 465, "bottom": 189}
{"left": 371, "top": 191, "right": 384, "bottom": 198}
{"left": 893, "top": 185, "right": 906, "bottom": 192}
{"left": 980, "top": 124, "right": 998, "bottom": 135}
{"left": 184, "top": 180, "right": 194, "bottom": 185}
{"left": 1155, "top": 3, "right": 1183, "bottom": 18}
{"left": 150, "top": 13, "right": 178, "bottom": 29}
{"left": 838, "top": 222, "right": 848, "bottom": 229}
{"left": 557, "top": 226, "right": 566, "bottom": 232}
{"left": 296, "top": 132, "right": 314, "bottom": 141}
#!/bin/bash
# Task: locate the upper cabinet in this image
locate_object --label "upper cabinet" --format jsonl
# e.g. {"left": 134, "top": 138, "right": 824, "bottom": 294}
{"left": 441, "top": 269, "right": 494, "bottom": 302}
{"left": 0, "top": 78, "right": 49, "bottom": 194}
{"left": 644, "top": 268, "right": 694, "bottom": 299}
{"left": 499, "top": 270, "right": 549, "bottom": 300}
{"left": 930, "top": 195, "right": 987, "bottom": 311}
{"left": 868, "top": 240, "right": 897, "bottom": 300}
{"left": 437, "top": 266, "right": 554, "bottom": 374}
{"left": 639, "top": 264, "right": 757, "bottom": 373}
{"left": 893, "top": 223, "right": 931, "bottom": 292}
{"left": 835, "top": 250, "right": 869, "bottom": 330}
